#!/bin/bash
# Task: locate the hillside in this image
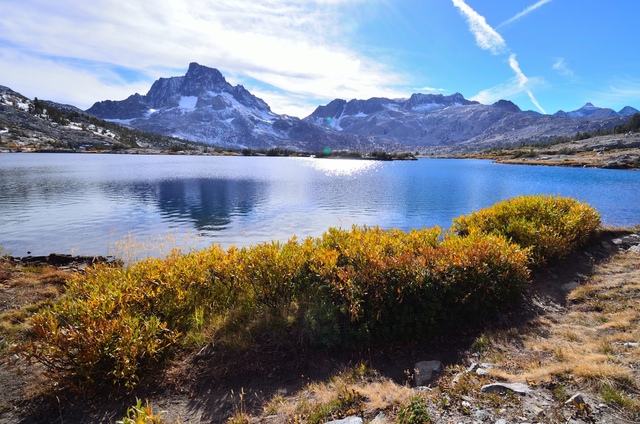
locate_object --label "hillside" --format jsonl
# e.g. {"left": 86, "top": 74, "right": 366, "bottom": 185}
{"left": 0, "top": 85, "right": 207, "bottom": 154}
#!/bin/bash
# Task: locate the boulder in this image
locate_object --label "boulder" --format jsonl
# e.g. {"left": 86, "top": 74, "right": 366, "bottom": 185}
{"left": 414, "top": 360, "right": 443, "bottom": 386}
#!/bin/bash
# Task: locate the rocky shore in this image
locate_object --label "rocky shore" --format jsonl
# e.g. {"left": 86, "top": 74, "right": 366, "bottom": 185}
{"left": 462, "top": 133, "right": 640, "bottom": 169}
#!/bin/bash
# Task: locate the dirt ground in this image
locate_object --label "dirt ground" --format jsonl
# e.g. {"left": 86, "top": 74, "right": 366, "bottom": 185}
{"left": 1, "top": 228, "right": 639, "bottom": 423}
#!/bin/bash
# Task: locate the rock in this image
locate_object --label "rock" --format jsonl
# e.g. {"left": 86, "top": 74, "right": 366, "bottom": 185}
{"left": 325, "top": 417, "right": 363, "bottom": 424}
{"left": 370, "top": 412, "right": 388, "bottom": 423}
{"left": 613, "top": 342, "right": 639, "bottom": 348}
{"left": 48, "top": 253, "right": 74, "bottom": 265}
{"left": 612, "top": 234, "right": 640, "bottom": 248}
{"left": 451, "top": 362, "right": 477, "bottom": 387}
{"left": 414, "top": 360, "right": 443, "bottom": 386}
{"left": 481, "top": 382, "right": 530, "bottom": 396}
{"left": 561, "top": 281, "right": 580, "bottom": 292}
{"left": 630, "top": 245, "right": 640, "bottom": 253}
{"left": 565, "top": 393, "right": 591, "bottom": 415}
{"left": 495, "top": 419, "right": 507, "bottom": 424}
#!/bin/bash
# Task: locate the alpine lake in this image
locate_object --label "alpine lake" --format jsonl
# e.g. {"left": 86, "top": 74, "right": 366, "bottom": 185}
{"left": 1, "top": 153, "right": 639, "bottom": 260}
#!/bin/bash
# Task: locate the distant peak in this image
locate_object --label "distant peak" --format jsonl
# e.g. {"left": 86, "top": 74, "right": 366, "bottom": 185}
{"left": 492, "top": 99, "right": 521, "bottom": 112}
{"left": 582, "top": 102, "right": 596, "bottom": 108}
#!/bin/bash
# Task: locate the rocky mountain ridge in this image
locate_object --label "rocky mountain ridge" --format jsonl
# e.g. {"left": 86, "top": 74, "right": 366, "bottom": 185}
{"left": 4, "top": 63, "right": 639, "bottom": 153}
{"left": 86, "top": 63, "right": 370, "bottom": 152}
{"left": 86, "top": 63, "right": 638, "bottom": 152}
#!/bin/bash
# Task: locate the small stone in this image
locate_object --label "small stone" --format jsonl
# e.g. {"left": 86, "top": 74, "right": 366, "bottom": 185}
{"left": 495, "top": 419, "right": 507, "bottom": 424}
{"left": 476, "top": 368, "right": 490, "bottom": 376}
{"left": 370, "top": 412, "right": 387, "bottom": 423}
{"left": 325, "top": 417, "right": 363, "bottom": 424}
{"left": 630, "top": 245, "right": 640, "bottom": 253}
{"left": 481, "top": 382, "right": 530, "bottom": 396}
{"left": 565, "top": 393, "right": 587, "bottom": 409}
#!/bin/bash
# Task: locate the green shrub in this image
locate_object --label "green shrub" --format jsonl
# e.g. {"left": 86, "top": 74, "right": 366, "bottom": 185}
{"left": 397, "top": 395, "right": 431, "bottom": 423}
{"left": 451, "top": 195, "right": 600, "bottom": 267}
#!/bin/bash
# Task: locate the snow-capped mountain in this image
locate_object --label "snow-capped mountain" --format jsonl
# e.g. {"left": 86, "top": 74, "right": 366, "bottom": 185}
{"left": 305, "top": 95, "right": 631, "bottom": 150}
{"left": 83, "top": 63, "right": 638, "bottom": 152}
{"left": 86, "top": 63, "right": 364, "bottom": 151}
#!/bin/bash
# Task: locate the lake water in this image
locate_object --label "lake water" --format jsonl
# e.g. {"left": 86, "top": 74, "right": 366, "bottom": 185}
{"left": 1, "top": 153, "right": 639, "bottom": 258}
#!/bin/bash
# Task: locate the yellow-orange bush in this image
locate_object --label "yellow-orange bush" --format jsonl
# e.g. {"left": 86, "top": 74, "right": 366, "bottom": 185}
{"left": 27, "top": 196, "right": 599, "bottom": 389}
{"left": 452, "top": 195, "right": 600, "bottom": 267}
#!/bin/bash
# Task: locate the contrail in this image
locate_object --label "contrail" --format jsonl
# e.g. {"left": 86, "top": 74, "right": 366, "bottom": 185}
{"left": 451, "top": 0, "right": 547, "bottom": 114}
{"left": 509, "top": 54, "right": 547, "bottom": 114}
{"left": 498, "top": 0, "right": 553, "bottom": 29}
{"left": 451, "top": 0, "right": 506, "bottom": 55}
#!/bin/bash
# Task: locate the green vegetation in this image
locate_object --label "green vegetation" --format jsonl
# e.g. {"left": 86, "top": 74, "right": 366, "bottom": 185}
{"left": 397, "top": 395, "right": 432, "bottom": 423}
{"left": 25, "top": 196, "right": 599, "bottom": 391}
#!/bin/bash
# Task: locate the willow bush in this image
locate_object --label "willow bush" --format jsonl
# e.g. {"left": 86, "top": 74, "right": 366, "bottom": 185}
{"left": 451, "top": 194, "right": 600, "bottom": 267}
{"left": 27, "top": 195, "right": 599, "bottom": 389}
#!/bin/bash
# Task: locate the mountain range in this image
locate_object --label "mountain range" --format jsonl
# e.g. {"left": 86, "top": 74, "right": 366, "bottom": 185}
{"left": 6, "top": 62, "right": 640, "bottom": 153}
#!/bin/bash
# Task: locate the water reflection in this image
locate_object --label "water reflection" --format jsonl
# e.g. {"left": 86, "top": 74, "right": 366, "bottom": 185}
{"left": 155, "top": 178, "right": 262, "bottom": 231}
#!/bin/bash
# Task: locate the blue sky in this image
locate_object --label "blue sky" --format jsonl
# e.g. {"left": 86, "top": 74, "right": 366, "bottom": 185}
{"left": 1, "top": 0, "right": 639, "bottom": 117}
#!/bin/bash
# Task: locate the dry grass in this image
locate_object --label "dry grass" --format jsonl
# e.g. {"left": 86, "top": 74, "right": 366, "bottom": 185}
{"left": 262, "top": 364, "right": 414, "bottom": 422}
{"left": 0, "top": 259, "right": 70, "bottom": 351}
{"left": 482, "top": 249, "right": 640, "bottom": 415}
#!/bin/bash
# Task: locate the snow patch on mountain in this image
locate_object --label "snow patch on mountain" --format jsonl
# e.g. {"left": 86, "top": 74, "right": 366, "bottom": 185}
{"left": 179, "top": 96, "right": 198, "bottom": 110}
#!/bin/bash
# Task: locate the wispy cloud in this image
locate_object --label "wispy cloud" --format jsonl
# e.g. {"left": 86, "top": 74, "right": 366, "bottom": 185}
{"left": 452, "top": 0, "right": 546, "bottom": 113}
{"left": 0, "top": 0, "right": 408, "bottom": 116}
{"left": 552, "top": 58, "right": 575, "bottom": 78}
{"left": 451, "top": 0, "right": 506, "bottom": 55}
{"left": 498, "top": 0, "right": 553, "bottom": 29}
{"left": 591, "top": 79, "right": 640, "bottom": 109}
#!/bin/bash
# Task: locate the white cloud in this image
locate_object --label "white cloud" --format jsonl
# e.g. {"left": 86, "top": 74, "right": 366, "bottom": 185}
{"left": 0, "top": 50, "right": 152, "bottom": 109}
{"left": 552, "top": 58, "right": 575, "bottom": 78}
{"left": 498, "top": 0, "right": 553, "bottom": 29}
{"left": 0, "top": 0, "right": 409, "bottom": 116}
{"left": 451, "top": 0, "right": 506, "bottom": 55}
{"left": 417, "top": 86, "right": 446, "bottom": 93}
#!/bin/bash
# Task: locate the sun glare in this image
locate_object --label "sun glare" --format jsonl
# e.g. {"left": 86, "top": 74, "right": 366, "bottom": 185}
{"left": 303, "top": 157, "right": 380, "bottom": 177}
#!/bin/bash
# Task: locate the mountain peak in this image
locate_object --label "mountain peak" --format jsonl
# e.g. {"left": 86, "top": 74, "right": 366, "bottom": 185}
{"left": 492, "top": 99, "right": 521, "bottom": 113}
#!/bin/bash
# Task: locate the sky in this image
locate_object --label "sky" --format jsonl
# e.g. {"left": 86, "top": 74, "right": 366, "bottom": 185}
{"left": 1, "top": 0, "right": 640, "bottom": 118}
